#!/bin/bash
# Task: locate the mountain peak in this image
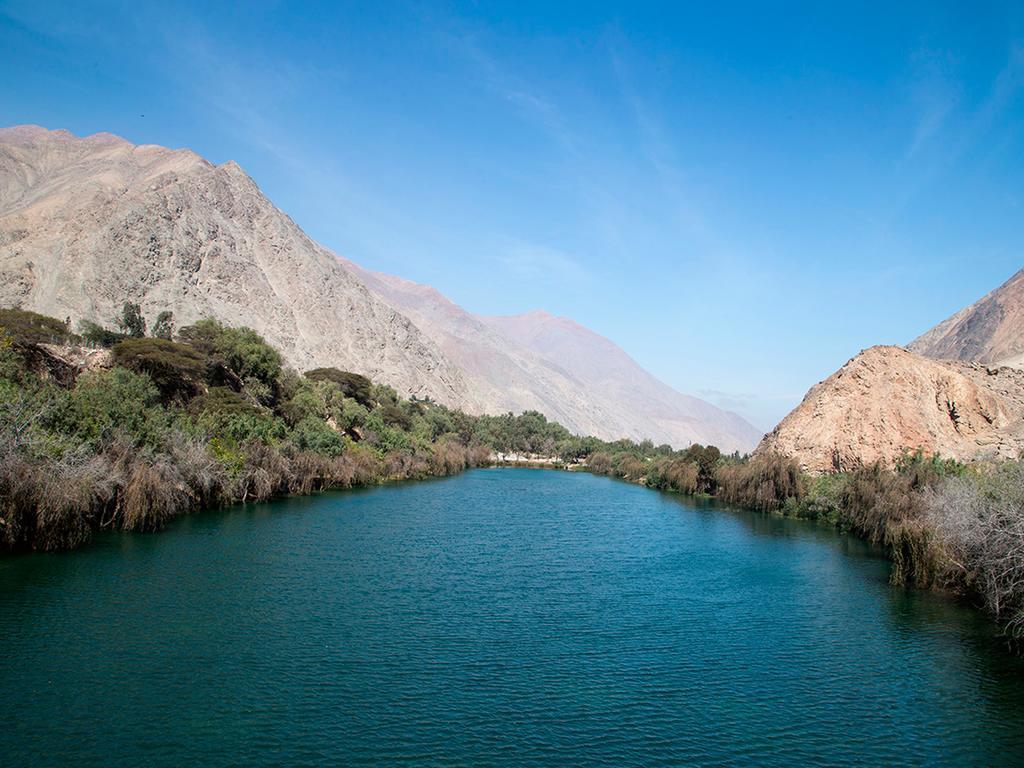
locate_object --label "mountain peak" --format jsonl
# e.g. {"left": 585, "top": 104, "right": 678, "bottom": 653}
{"left": 908, "top": 267, "right": 1024, "bottom": 365}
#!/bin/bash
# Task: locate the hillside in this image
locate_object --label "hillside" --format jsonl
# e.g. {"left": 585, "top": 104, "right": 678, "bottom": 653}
{"left": 0, "top": 125, "right": 760, "bottom": 451}
{"left": 483, "top": 311, "right": 762, "bottom": 452}
{"left": 908, "top": 268, "right": 1024, "bottom": 365}
{"left": 0, "top": 125, "right": 474, "bottom": 406}
{"left": 756, "top": 345, "right": 1024, "bottom": 473}
{"left": 344, "top": 260, "right": 762, "bottom": 452}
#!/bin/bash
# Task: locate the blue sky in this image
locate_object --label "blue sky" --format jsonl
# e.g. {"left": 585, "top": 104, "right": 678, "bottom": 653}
{"left": 2, "top": 1, "right": 1023, "bottom": 428}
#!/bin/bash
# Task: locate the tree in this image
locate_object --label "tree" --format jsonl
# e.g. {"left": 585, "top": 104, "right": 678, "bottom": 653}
{"left": 112, "top": 337, "right": 206, "bottom": 401}
{"left": 117, "top": 302, "right": 146, "bottom": 338}
{"left": 152, "top": 311, "right": 174, "bottom": 340}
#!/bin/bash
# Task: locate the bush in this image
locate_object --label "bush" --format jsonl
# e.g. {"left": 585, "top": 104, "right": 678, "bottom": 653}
{"left": 716, "top": 453, "right": 804, "bottom": 512}
{"left": 49, "top": 367, "right": 168, "bottom": 449}
{"left": 925, "top": 462, "right": 1024, "bottom": 637}
{"left": 179, "top": 319, "right": 282, "bottom": 402}
{"left": 113, "top": 337, "right": 207, "bottom": 401}
{"left": 305, "top": 368, "right": 375, "bottom": 407}
{"left": 78, "top": 320, "right": 126, "bottom": 347}
{"left": 0, "top": 308, "right": 76, "bottom": 345}
{"left": 290, "top": 417, "right": 345, "bottom": 457}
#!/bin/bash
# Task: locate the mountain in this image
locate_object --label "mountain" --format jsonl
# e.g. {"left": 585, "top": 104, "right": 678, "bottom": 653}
{"left": 0, "top": 125, "right": 760, "bottom": 451}
{"left": 757, "top": 345, "right": 1024, "bottom": 473}
{"left": 0, "top": 125, "right": 473, "bottom": 406}
{"left": 344, "top": 259, "right": 762, "bottom": 451}
{"left": 482, "top": 311, "right": 762, "bottom": 452}
{"left": 908, "top": 268, "right": 1024, "bottom": 366}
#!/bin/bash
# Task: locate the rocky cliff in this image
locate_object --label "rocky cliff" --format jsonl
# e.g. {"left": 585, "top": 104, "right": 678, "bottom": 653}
{"left": 757, "top": 345, "right": 1024, "bottom": 473}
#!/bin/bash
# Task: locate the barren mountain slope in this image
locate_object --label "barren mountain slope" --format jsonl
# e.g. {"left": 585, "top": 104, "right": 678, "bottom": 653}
{"left": 0, "top": 125, "right": 473, "bottom": 406}
{"left": 484, "top": 311, "right": 763, "bottom": 452}
{"left": 757, "top": 345, "right": 1024, "bottom": 473}
{"left": 909, "top": 268, "right": 1024, "bottom": 365}
{"left": 341, "top": 256, "right": 761, "bottom": 451}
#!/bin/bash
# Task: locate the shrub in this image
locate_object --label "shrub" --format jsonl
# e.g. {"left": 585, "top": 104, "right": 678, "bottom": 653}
{"left": 151, "top": 311, "right": 174, "bottom": 340}
{"left": 117, "top": 302, "right": 147, "bottom": 338}
{"left": 925, "top": 462, "right": 1024, "bottom": 637}
{"left": 290, "top": 417, "right": 345, "bottom": 457}
{"left": 305, "top": 368, "right": 375, "bottom": 407}
{"left": 179, "top": 319, "right": 282, "bottom": 401}
{"left": 716, "top": 453, "right": 805, "bottom": 512}
{"left": 0, "top": 308, "right": 75, "bottom": 345}
{"left": 50, "top": 367, "right": 168, "bottom": 449}
{"left": 113, "top": 337, "right": 207, "bottom": 401}
{"left": 78, "top": 320, "right": 125, "bottom": 347}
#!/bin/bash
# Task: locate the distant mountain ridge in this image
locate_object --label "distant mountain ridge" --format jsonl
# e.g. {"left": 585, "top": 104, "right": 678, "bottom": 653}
{"left": 345, "top": 258, "right": 763, "bottom": 451}
{"left": 909, "top": 268, "right": 1024, "bottom": 366}
{"left": 0, "top": 125, "right": 761, "bottom": 451}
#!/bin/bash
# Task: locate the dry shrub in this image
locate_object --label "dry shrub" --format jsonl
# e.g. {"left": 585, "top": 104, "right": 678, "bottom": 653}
{"left": 716, "top": 453, "right": 804, "bottom": 512}
{"left": 166, "top": 432, "right": 225, "bottom": 507}
{"left": 232, "top": 442, "right": 291, "bottom": 502}
{"left": 925, "top": 463, "right": 1024, "bottom": 637}
{"left": 467, "top": 443, "right": 492, "bottom": 467}
{"left": 615, "top": 455, "right": 647, "bottom": 482}
{"left": 288, "top": 451, "right": 335, "bottom": 495}
{"left": 345, "top": 445, "right": 384, "bottom": 486}
{"left": 588, "top": 452, "right": 613, "bottom": 475}
{"left": 429, "top": 441, "right": 469, "bottom": 476}
{"left": 0, "top": 449, "right": 115, "bottom": 550}
{"left": 658, "top": 459, "right": 700, "bottom": 494}
{"left": 117, "top": 453, "right": 193, "bottom": 532}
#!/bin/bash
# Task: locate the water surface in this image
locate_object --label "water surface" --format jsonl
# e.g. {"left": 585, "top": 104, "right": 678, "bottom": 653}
{"left": 2, "top": 468, "right": 1023, "bottom": 766}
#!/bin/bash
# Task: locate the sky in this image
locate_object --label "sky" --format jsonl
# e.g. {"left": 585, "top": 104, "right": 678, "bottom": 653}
{"left": 1, "top": 1, "right": 1023, "bottom": 429}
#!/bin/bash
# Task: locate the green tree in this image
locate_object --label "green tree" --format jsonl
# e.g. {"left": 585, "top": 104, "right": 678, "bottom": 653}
{"left": 117, "top": 302, "right": 147, "bottom": 338}
{"left": 151, "top": 311, "right": 174, "bottom": 340}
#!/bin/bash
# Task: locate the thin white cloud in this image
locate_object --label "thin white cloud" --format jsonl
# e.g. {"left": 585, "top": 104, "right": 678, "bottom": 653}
{"left": 498, "top": 244, "right": 589, "bottom": 285}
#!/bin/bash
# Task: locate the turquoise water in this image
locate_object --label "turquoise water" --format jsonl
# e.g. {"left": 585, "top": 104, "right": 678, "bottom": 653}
{"left": 2, "top": 468, "right": 1023, "bottom": 766}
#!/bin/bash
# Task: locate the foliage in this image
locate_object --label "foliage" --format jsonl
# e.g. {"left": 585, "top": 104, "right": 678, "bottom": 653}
{"left": 152, "top": 311, "right": 174, "bottom": 340}
{"left": 0, "top": 308, "right": 75, "bottom": 345}
{"left": 117, "top": 302, "right": 147, "bottom": 338}
{"left": 112, "top": 337, "right": 207, "bottom": 401}
{"left": 78, "top": 320, "right": 126, "bottom": 347}
{"left": 305, "top": 368, "right": 375, "bottom": 407}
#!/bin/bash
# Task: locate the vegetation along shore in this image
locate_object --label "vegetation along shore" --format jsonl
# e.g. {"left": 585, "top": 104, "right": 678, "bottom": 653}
{"left": 2, "top": 305, "right": 1023, "bottom": 648}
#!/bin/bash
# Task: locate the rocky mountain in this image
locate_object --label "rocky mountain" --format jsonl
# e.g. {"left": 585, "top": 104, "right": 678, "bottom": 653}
{"left": 0, "top": 125, "right": 473, "bottom": 406}
{"left": 0, "top": 125, "right": 761, "bottom": 451}
{"left": 345, "top": 259, "right": 762, "bottom": 451}
{"left": 757, "top": 345, "right": 1024, "bottom": 473}
{"left": 909, "top": 268, "right": 1024, "bottom": 366}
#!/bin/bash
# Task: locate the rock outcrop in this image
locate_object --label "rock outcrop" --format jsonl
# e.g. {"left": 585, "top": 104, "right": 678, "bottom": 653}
{"left": 757, "top": 346, "right": 1024, "bottom": 473}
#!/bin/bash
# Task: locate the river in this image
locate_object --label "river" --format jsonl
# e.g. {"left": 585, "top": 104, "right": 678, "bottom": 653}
{"left": 2, "top": 468, "right": 1022, "bottom": 765}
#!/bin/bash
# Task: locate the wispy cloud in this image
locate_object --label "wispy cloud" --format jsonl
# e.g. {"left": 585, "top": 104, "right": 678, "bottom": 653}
{"left": 498, "top": 244, "right": 589, "bottom": 285}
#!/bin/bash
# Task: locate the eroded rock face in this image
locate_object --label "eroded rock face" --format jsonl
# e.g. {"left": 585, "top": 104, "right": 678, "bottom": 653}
{"left": 0, "top": 125, "right": 473, "bottom": 407}
{"left": 757, "top": 346, "right": 1024, "bottom": 473}
{"left": 909, "top": 268, "right": 1024, "bottom": 366}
